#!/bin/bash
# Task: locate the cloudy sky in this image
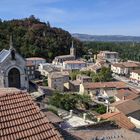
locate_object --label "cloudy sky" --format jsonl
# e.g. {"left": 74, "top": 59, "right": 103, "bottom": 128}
{"left": 0, "top": 0, "right": 140, "bottom": 35}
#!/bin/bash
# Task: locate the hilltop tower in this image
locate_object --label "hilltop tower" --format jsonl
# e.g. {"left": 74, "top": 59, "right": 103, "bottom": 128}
{"left": 70, "top": 40, "right": 76, "bottom": 58}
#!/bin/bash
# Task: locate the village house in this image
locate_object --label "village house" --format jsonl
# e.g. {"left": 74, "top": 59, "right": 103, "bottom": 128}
{"left": 26, "top": 61, "right": 36, "bottom": 80}
{"left": 26, "top": 57, "right": 46, "bottom": 69}
{"left": 48, "top": 71, "right": 69, "bottom": 91}
{"left": 38, "top": 63, "right": 60, "bottom": 76}
{"left": 114, "top": 88, "right": 140, "bottom": 101}
{"left": 81, "top": 63, "right": 101, "bottom": 73}
{"left": 130, "top": 69, "right": 140, "bottom": 84}
{"left": 43, "top": 111, "right": 64, "bottom": 127}
{"left": 76, "top": 74, "right": 92, "bottom": 83}
{"left": 81, "top": 61, "right": 109, "bottom": 74}
{"left": 110, "top": 99, "right": 140, "bottom": 121}
{"left": 98, "top": 112, "right": 135, "bottom": 130}
{"left": 79, "top": 81, "right": 127, "bottom": 99}
{"left": 67, "top": 74, "right": 92, "bottom": 92}
{"left": 96, "top": 51, "right": 119, "bottom": 63}
{"left": 111, "top": 62, "right": 140, "bottom": 76}
{"left": 69, "top": 128, "right": 140, "bottom": 140}
{"left": 63, "top": 60, "right": 86, "bottom": 71}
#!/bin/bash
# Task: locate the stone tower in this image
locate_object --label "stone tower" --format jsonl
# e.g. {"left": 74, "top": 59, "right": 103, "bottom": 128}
{"left": 70, "top": 41, "right": 76, "bottom": 58}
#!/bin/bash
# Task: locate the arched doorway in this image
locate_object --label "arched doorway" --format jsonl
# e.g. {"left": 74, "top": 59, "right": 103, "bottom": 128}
{"left": 8, "top": 68, "right": 21, "bottom": 88}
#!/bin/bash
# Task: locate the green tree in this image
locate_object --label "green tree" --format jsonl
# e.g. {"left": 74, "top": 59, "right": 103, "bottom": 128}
{"left": 49, "top": 93, "right": 91, "bottom": 111}
{"left": 95, "top": 104, "right": 106, "bottom": 114}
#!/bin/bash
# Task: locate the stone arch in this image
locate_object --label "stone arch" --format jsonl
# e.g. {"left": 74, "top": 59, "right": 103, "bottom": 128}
{"left": 8, "top": 68, "right": 21, "bottom": 88}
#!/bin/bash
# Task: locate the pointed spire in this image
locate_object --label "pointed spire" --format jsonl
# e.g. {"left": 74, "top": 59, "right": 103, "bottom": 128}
{"left": 71, "top": 40, "right": 74, "bottom": 48}
{"left": 9, "top": 35, "right": 13, "bottom": 50}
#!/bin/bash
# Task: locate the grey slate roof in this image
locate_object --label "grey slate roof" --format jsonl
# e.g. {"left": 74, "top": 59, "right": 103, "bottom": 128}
{"left": 0, "top": 49, "right": 10, "bottom": 63}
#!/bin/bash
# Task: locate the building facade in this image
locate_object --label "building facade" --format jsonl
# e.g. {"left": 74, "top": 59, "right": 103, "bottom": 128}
{"left": 48, "top": 71, "right": 69, "bottom": 91}
{"left": 0, "top": 38, "right": 28, "bottom": 89}
{"left": 38, "top": 63, "right": 60, "bottom": 76}
{"left": 26, "top": 57, "right": 46, "bottom": 68}
{"left": 111, "top": 62, "right": 140, "bottom": 76}
{"left": 97, "top": 51, "right": 119, "bottom": 63}
{"left": 63, "top": 60, "right": 86, "bottom": 70}
{"left": 130, "top": 69, "right": 140, "bottom": 84}
{"left": 26, "top": 61, "right": 36, "bottom": 80}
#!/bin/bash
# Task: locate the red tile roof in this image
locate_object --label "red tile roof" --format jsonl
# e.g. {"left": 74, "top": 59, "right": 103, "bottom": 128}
{"left": 123, "top": 62, "right": 139, "bottom": 68}
{"left": 83, "top": 81, "right": 126, "bottom": 90}
{"left": 112, "top": 62, "right": 140, "bottom": 68}
{"left": 26, "top": 57, "right": 45, "bottom": 61}
{"left": 44, "top": 111, "right": 63, "bottom": 124}
{"left": 130, "top": 69, "right": 140, "bottom": 75}
{"left": 0, "top": 91, "right": 63, "bottom": 140}
{"left": 98, "top": 112, "right": 135, "bottom": 130}
{"left": 116, "top": 89, "right": 139, "bottom": 100}
{"left": 69, "top": 128, "right": 140, "bottom": 140}
{"left": 64, "top": 60, "right": 86, "bottom": 64}
{"left": 26, "top": 61, "right": 35, "bottom": 66}
{"left": 111, "top": 99, "right": 140, "bottom": 115}
{"left": 112, "top": 63, "right": 125, "bottom": 68}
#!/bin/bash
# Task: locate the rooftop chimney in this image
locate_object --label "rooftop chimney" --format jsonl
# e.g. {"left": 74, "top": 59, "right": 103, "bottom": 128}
{"left": 83, "top": 113, "right": 87, "bottom": 122}
{"left": 70, "top": 110, "right": 73, "bottom": 117}
{"left": 123, "top": 96, "right": 126, "bottom": 100}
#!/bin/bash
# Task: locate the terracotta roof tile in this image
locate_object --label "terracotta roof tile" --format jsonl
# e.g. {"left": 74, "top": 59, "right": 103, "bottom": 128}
{"left": 130, "top": 69, "right": 140, "bottom": 75}
{"left": 83, "top": 81, "right": 126, "bottom": 90}
{"left": 112, "top": 62, "right": 140, "bottom": 68}
{"left": 63, "top": 60, "right": 86, "bottom": 64}
{"left": 26, "top": 57, "right": 45, "bottom": 61}
{"left": 98, "top": 112, "right": 135, "bottom": 130}
{"left": 116, "top": 89, "right": 139, "bottom": 100}
{"left": 69, "top": 128, "right": 140, "bottom": 140}
{"left": 0, "top": 91, "right": 63, "bottom": 140}
{"left": 44, "top": 111, "right": 63, "bottom": 124}
{"left": 111, "top": 99, "right": 140, "bottom": 115}
{"left": 26, "top": 61, "right": 35, "bottom": 66}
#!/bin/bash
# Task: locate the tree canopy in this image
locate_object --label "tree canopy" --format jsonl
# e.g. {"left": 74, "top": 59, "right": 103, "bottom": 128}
{"left": 0, "top": 16, "right": 84, "bottom": 61}
{"left": 84, "top": 41, "right": 140, "bottom": 61}
{"left": 70, "top": 67, "right": 113, "bottom": 82}
{"left": 49, "top": 92, "right": 91, "bottom": 111}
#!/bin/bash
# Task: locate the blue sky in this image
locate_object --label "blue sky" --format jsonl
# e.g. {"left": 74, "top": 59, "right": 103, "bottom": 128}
{"left": 0, "top": 0, "right": 140, "bottom": 36}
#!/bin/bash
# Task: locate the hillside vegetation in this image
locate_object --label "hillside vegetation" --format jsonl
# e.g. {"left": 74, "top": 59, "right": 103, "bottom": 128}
{"left": 84, "top": 41, "right": 140, "bottom": 61}
{"left": 0, "top": 15, "right": 84, "bottom": 61}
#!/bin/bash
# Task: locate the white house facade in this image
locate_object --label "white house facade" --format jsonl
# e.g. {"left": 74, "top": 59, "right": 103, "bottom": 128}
{"left": 130, "top": 70, "right": 140, "bottom": 84}
{"left": 63, "top": 60, "right": 86, "bottom": 70}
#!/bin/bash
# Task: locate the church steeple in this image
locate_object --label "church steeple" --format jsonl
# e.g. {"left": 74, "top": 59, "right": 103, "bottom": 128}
{"left": 70, "top": 40, "right": 76, "bottom": 57}
{"left": 71, "top": 40, "right": 74, "bottom": 48}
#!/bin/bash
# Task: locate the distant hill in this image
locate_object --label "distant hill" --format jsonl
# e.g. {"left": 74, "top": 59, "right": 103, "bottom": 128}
{"left": 72, "top": 33, "right": 140, "bottom": 42}
{"left": 0, "top": 16, "right": 84, "bottom": 61}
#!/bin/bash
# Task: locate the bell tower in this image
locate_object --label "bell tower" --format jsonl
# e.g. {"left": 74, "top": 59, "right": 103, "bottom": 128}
{"left": 9, "top": 35, "right": 16, "bottom": 60}
{"left": 70, "top": 41, "right": 76, "bottom": 57}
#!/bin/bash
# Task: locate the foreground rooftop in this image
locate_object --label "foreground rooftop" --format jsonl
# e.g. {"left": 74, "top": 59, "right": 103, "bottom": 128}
{"left": 0, "top": 90, "right": 63, "bottom": 140}
{"left": 69, "top": 128, "right": 140, "bottom": 140}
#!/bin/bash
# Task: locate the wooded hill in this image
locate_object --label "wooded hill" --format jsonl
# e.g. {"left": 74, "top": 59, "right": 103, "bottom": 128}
{"left": 0, "top": 15, "right": 84, "bottom": 61}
